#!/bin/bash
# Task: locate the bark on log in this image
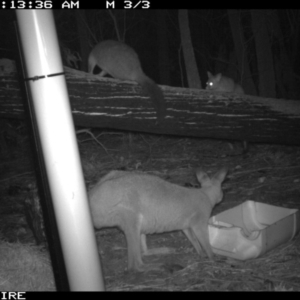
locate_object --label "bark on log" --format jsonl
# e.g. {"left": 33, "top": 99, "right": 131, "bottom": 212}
{"left": 0, "top": 66, "right": 300, "bottom": 145}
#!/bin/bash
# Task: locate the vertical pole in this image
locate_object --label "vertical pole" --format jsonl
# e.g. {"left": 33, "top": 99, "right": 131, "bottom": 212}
{"left": 16, "top": 10, "right": 104, "bottom": 291}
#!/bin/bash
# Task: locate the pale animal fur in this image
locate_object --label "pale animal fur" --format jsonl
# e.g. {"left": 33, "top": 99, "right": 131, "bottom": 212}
{"left": 89, "top": 168, "right": 227, "bottom": 272}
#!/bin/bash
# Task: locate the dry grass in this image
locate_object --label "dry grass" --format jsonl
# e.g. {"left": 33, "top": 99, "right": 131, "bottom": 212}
{"left": 1, "top": 127, "right": 300, "bottom": 291}
{"left": 0, "top": 240, "right": 55, "bottom": 291}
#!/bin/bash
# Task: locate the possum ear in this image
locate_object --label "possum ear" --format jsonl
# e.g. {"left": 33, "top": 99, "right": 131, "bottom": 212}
{"left": 215, "top": 73, "right": 222, "bottom": 82}
{"left": 207, "top": 71, "right": 213, "bottom": 78}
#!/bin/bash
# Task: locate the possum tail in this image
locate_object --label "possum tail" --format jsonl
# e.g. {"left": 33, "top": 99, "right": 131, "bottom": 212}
{"left": 137, "top": 74, "right": 166, "bottom": 122}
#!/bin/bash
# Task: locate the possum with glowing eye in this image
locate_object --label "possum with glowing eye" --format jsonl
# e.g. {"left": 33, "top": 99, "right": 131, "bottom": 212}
{"left": 206, "top": 71, "right": 244, "bottom": 95}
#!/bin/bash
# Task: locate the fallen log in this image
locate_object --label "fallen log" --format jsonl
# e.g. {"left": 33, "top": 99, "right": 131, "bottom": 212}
{"left": 1, "top": 65, "right": 300, "bottom": 145}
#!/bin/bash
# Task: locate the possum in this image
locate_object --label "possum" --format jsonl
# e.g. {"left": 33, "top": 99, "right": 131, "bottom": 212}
{"left": 206, "top": 71, "right": 244, "bottom": 94}
{"left": 88, "top": 40, "right": 166, "bottom": 122}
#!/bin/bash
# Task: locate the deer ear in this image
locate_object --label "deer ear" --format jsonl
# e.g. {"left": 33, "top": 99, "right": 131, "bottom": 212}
{"left": 195, "top": 169, "right": 210, "bottom": 185}
{"left": 213, "top": 168, "right": 228, "bottom": 183}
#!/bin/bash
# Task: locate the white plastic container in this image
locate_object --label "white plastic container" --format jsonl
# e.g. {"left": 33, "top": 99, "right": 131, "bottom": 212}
{"left": 208, "top": 201, "right": 300, "bottom": 260}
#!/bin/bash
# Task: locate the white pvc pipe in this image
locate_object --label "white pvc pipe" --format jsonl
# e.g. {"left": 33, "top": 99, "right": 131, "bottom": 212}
{"left": 16, "top": 10, "right": 104, "bottom": 291}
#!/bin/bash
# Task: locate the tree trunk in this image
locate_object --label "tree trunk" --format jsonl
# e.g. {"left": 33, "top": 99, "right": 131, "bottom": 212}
{"left": 269, "top": 10, "right": 297, "bottom": 99}
{"left": 1, "top": 66, "right": 300, "bottom": 145}
{"left": 156, "top": 10, "right": 171, "bottom": 86}
{"left": 228, "top": 9, "right": 257, "bottom": 95}
{"left": 251, "top": 10, "right": 276, "bottom": 98}
{"left": 178, "top": 10, "right": 202, "bottom": 89}
{"left": 75, "top": 10, "right": 90, "bottom": 72}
